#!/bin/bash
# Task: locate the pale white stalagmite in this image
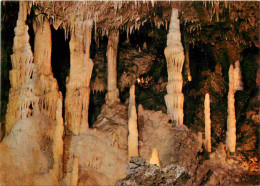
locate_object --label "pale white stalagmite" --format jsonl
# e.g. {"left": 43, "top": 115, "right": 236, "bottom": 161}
{"left": 226, "top": 65, "right": 237, "bottom": 152}
{"left": 105, "top": 29, "right": 120, "bottom": 105}
{"left": 204, "top": 93, "right": 211, "bottom": 153}
{"left": 128, "top": 85, "right": 139, "bottom": 160}
{"left": 164, "top": 9, "right": 185, "bottom": 126}
{"left": 65, "top": 20, "right": 94, "bottom": 135}
{"left": 5, "top": 2, "right": 36, "bottom": 134}
{"left": 149, "top": 148, "right": 160, "bottom": 167}
{"left": 234, "top": 60, "right": 243, "bottom": 91}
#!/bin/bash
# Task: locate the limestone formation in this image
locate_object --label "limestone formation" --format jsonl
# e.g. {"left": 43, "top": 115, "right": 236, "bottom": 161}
{"left": 164, "top": 9, "right": 185, "bottom": 126}
{"left": 105, "top": 29, "right": 120, "bottom": 105}
{"left": 204, "top": 93, "right": 211, "bottom": 153}
{"left": 226, "top": 65, "right": 236, "bottom": 152}
{"left": 149, "top": 148, "right": 160, "bottom": 167}
{"left": 128, "top": 85, "right": 139, "bottom": 160}
{"left": 5, "top": 2, "right": 60, "bottom": 134}
{"left": 65, "top": 19, "right": 94, "bottom": 135}
{"left": 234, "top": 60, "right": 243, "bottom": 91}
{"left": 184, "top": 43, "right": 192, "bottom": 81}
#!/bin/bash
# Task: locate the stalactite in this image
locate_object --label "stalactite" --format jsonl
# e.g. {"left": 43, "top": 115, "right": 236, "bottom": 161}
{"left": 164, "top": 9, "right": 185, "bottom": 126}
{"left": 226, "top": 65, "right": 236, "bottom": 152}
{"left": 128, "top": 85, "right": 139, "bottom": 160}
{"left": 105, "top": 29, "right": 120, "bottom": 105}
{"left": 204, "top": 93, "right": 211, "bottom": 153}
{"left": 234, "top": 60, "right": 243, "bottom": 91}
{"left": 184, "top": 43, "right": 192, "bottom": 81}
{"left": 149, "top": 148, "right": 160, "bottom": 167}
{"left": 65, "top": 20, "right": 94, "bottom": 135}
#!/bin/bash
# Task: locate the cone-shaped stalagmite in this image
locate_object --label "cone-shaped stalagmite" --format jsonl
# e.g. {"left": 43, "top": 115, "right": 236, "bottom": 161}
{"left": 65, "top": 20, "right": 94, "bottom": 135}
{"left": 105, "top": 29, "right": 120, "bottom": 105}
{"left": 204, "top": 93, "right": 211, "bottom": 153}
{"left": 149, "top": 148, "right": 160, "bottom": 167}
{"left": 128, "top": 85, "right": 139, "bottom": 160}
{"left": 164, "top": 9, "right": 185, "bottom": 126}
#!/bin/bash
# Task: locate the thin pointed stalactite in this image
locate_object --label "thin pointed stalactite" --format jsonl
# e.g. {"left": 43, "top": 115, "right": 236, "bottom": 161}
{"left": 164, "top": 9, "right": 185, "bottom": 127}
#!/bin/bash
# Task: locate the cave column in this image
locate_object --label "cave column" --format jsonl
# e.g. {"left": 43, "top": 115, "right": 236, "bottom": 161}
{"left": 164, "top": 9, "right": 185, "bottom": 126}
{"left": 226, "top": 61, "right": 242, "bottom": 153}
{"left": 105, "top": 29, "right": 120, "bottom": 105}
{"left": 65, "top": 20, "right": 94, "bottom": 135}
{"left": 5, "top": 2, "right": 35, "bottom": 134}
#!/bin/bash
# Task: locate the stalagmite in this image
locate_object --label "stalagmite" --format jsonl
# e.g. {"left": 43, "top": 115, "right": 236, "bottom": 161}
{"left": 184, "top": 43, "right": 192, "bottom": 81}
{"left": 226, "top": 65, "right": 236, "bottom": 152}
{"left": 204, "top": 93, "right": 211, "bottom": 153}
{"left": 128, "top": 85, "right": 139, "bottom": 160}
{"left": 226, "top": 62, "right": 241, "bottom": 153}
{"left": 164, "top": 9, "right": 185, "bottom": 126}
{"left": 52, "top": 94, "right": 64, "bottom": 178}
{"left": 70, "top": 157, "right": 79, "bottom": 186}
{"left": 149, "top": 148, "right": 160, "bottom": 167}
{"left": 65, "top": 20, "right": 94, "bottom": 135}
{"left": 105, "top": 29, "right": 120, "bottom": 105}
{"left": 234, "top": 60, "right": 243, "bottom": 91}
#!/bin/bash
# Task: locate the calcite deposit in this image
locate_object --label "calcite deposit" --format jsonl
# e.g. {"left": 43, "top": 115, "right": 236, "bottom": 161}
{"left": 1, "top": 1, "right": 259, "bottom": 186}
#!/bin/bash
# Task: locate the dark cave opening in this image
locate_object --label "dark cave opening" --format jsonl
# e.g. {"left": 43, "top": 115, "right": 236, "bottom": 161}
{"left": 51, "top": 26, "right": 70, "bottom": 118}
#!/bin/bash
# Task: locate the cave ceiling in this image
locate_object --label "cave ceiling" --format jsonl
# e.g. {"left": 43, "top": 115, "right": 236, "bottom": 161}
{"left": 30, "top": 1, "right": 258, "bottom": 50}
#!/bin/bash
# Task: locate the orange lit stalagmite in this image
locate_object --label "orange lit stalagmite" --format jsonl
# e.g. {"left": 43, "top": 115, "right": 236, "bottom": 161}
{"left": 106, "top": 29, "right": 120, "bottom": 105}
{"left": 65, "top": 20, "right": 94, "bottom": 135}
{"left": 164, "top": 9, "right": 185, "bottom": 126}
{"left": 226, "top": 61, "right": 243, "bottom": 153}
{"left": 204, "top": 93, "right": 211, "bottom": 153}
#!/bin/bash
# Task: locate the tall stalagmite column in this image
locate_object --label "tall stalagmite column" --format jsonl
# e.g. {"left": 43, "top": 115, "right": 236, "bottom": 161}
{"left": 128, "top": 85, "right": 139, "bottom": 160}
{"left": 5, "top": 2, "right": 36, "bottom": 134}
{"left": 105, "top": 29, "right": 120, "bottom": 105}
{"left": 164, "top": 9, "right": 185, "bottom": 126}
{"left": 204, "top": 93, "right": 211, "bottom": 153}
{"left": 65, "top": 20, "right": 94, "bottom": 135}
{"left": 226, "top": 61, "right": 243, "bottom": 152}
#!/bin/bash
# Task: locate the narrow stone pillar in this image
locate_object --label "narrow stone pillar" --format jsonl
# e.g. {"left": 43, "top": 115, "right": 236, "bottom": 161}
{"left": 65, "top": 20, "right": 94, "bottom": 135}
{"left": 105, "top": 29, "right": 120, "bottom": 105}
{"left": 33, "top": 17, "right": 59, "bottom": 120}
{"left": 226, "top": 65, "right": 236, "bottom": 152}
{"left": 226, "top": 61, "right": 243, "bottom": 152}
{"left": 164, "top": 9, "right": 185, "bottom": 126}
{"left": 184, "top": 42, "right": 192, "bottom": 81}
{"left": 204, "top": 93, "right": 211, "bottom": 153}
{"left": 5, "top": 2, "right": 35, "bottom": 134}
{"left": 128, "top": 85, "right": 138, "bottom": 160}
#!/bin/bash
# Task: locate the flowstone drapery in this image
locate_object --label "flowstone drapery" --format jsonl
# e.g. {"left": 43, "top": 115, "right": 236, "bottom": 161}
{"left": 128, "top": 85, "right": 139, "bottom": 160}
{"left": 105, "top": 29, "right": 120, "bottom": 105}
{"left": 164, "top": 9, "right": 185, "bottom": 126}
{"left": 65, "top": 20, "right": 94, "bottom": 135}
